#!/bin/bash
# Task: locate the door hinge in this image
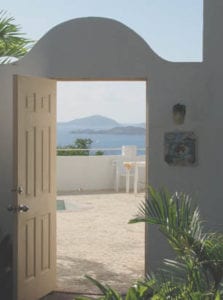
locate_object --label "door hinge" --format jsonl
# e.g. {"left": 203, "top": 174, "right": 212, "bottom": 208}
{"left": 11, "top": 186, "right": 23, "bottom": 194}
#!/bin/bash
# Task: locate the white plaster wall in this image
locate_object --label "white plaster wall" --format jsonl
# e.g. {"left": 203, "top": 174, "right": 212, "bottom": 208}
{"left": 0, "top": 66, "right": 14, "bottom": 235}
{"left": 57, "top": 155, "right": 145, "bottom": 192}
{"left": 203, "top": 0, "right": 223, "bottom": 67}
{"left": 0, "top": 0, "right": 223, "bottom": 272}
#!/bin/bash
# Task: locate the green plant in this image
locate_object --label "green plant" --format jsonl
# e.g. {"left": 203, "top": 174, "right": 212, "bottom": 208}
{"left": 75, "top": 187, "right": 223, "bottom": 300}
{"left": 57, "top": 138, "right": 93, "bottom": 156}
{"left": 129, "top": 187, "right": 223, "bottom": 299}
{"left": 0, "top": 10, "right": 33, "bottom": 63}
{"left": 75, "top": 275, "right": 123, "bottom": 300}
{"left": 95, "top": 150, "right": 104, "bottom": 156}
{"left": 75, "top": 275, "right": 151, "bottom": 300}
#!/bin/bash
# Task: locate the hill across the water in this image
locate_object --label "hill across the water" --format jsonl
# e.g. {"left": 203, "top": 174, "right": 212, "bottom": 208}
{"left": 57, "top": 115, "right": 145, "bottom": 130}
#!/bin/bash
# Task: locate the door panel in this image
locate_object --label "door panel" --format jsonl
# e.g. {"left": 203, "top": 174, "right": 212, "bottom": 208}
{"left": 13, "top": 75, "right": 56, "bottom": 300}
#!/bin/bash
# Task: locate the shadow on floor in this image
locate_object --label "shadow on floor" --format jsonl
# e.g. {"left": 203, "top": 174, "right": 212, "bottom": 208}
{"left": 57, "top": 255, "right": 142, "bottom": 294}
{"left": 40, "top": 291, "right": 102, "bottom": 300}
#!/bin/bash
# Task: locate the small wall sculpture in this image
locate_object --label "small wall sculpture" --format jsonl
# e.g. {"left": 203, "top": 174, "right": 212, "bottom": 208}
{"left": 164, "top": 131, "right": 196, "bottom": 166}
{"left": 172, "top": 103, "right": 186, "bottom": 125}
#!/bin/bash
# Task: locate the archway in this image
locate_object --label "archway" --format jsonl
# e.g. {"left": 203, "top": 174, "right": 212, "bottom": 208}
{"left": 1, "top": 16, "right": 161, "bottom": 300}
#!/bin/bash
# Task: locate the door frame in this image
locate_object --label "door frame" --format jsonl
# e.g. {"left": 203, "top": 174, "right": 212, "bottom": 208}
{"left": 55, "top": 77, "right": 150, "bottom": 283}
{"left": 13, "top": 76, "right": 150, "bottom": 298}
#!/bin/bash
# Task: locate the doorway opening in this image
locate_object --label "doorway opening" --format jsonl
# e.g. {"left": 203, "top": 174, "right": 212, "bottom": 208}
{"left": 55, "top": 80, "right": 147, "bottom": 294}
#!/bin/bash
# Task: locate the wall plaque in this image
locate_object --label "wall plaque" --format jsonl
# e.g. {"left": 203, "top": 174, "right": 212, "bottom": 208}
{"left": 164, "top": 131, "right": 196, "bottom": 166}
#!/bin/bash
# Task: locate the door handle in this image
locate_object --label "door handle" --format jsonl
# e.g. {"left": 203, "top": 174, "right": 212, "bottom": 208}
{"left": 18, "top": 204, "right": 29, "bottom": 212}
{"left": 7, "top": 204, "right": 29, "bottom": 213}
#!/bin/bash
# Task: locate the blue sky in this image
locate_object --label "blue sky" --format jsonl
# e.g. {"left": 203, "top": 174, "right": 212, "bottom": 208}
{"left": 3, "top": 0, "right": 203, "bottom": 122}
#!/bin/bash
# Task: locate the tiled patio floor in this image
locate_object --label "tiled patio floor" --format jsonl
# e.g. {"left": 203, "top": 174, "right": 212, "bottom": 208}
{"left": 54, "top": 191, "right": 145, "bottom": 297}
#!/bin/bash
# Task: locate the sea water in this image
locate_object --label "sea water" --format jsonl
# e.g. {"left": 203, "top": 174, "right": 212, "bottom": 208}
{"left": 57, "top": 127, "right": 145, "bottom": 155}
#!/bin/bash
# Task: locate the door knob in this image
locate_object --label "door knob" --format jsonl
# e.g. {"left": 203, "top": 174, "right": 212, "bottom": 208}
{"left": 18, "top": 204, "right": 29, "bottom": 212}
{"left": 7, "top": 204, "right": 29, "bottom": 213}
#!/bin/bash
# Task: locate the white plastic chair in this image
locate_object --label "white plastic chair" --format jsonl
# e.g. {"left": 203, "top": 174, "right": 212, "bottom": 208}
{"left": 113, "top": 146, "right": 137, "bottom": 192}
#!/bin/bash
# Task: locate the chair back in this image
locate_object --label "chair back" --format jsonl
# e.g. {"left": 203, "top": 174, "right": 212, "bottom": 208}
{"left": 121, "top": 145, "right": 137, "bottom": 161}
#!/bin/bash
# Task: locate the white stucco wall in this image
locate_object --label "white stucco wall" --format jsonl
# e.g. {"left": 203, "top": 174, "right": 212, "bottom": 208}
{"left": 0, "top": 66, "right": 14, "bottom": 235}
{"left": 0, "top": 0, "right": 223, "bottom": 272}
{"left": 57, "top": 155, "right": 145, "bottom": 192}
{"left": 57, "top": 155, "right": 117, "bottom": 192}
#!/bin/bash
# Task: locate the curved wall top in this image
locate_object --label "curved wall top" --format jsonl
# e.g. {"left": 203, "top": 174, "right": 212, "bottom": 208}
{"left": 15, "top": 17, "right": 170, "bottom": 80}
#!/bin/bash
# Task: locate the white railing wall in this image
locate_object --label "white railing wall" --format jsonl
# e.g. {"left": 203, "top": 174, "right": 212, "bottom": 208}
{"left": 57, "top": 155, "right": 145, "bottom": 192}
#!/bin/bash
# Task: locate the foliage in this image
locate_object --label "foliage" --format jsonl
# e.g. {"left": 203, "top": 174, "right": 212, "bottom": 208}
{"left": 129, "top": 187, "right": 223, "bottom": 298}
{"left": 75, "top": 275, "right": 152, "bottom": 300}
{"left": 0, "top": 10, "right": 33, "bottom": 63}
{"left": 57, "top": 138, "right": 93, "bottom": 156}
{"left": 75, "top": 187, "right": 223, "bottom": 300}
{"left": 75, "top": 275, "right": 123, "bottom": 300}
{"left": 95, "top": 150, "right": 104, "bottom": 156}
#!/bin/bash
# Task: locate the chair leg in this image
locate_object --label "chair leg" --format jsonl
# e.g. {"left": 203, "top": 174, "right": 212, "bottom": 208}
{"left": 115, "top": 170, "right": 119, "bottom": 192}
{"left": 126, "top": 170, "right": 130, "bottom": 193}
{"left": 134, "top": 166, "right": 139, "bottom": 194}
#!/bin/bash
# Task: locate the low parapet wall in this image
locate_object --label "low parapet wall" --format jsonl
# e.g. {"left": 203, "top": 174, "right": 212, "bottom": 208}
{"left": 57, "top": 155, "right": 145, "bottom": 193}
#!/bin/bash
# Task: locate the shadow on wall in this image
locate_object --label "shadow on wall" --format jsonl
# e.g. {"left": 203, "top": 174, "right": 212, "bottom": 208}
{"left": 0, "top": 234, "right": 13, "bottom": 299}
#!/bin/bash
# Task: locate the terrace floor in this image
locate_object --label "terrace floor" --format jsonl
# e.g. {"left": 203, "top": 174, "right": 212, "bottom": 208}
{"left": 47, "top": 191, "right": 145, "bottom": 298}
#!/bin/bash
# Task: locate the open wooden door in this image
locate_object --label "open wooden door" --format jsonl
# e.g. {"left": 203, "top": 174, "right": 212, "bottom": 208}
{"left": 13, "top": 75, "right": 57, "bottom": 300}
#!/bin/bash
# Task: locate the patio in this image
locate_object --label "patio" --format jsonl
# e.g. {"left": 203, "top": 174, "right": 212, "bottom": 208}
{"left": 55, "top": 191, "right": 145, "bottom": 296}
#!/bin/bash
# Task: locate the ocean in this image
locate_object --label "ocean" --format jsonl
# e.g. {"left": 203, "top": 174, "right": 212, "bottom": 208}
{"left": 57, "top": 127, "right": 145, "bottom": 155}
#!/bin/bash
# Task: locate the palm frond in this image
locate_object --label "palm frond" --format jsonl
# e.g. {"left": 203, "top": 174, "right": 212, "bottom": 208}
{"left": 130, "top": 187, "right": 205, "bottom": 256}
{"left": 198, "top": 233, "right": 223, "bottom": 288}
{"left": 83, "top": 276, "right": 123, "bottom": 300}
{"left": 0, "top": 10, "right": 33, "bottom": 63}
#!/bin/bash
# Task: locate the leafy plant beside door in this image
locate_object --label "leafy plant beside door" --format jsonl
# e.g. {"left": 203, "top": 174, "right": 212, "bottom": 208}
{"left": 75, "top": 187, "right": 223, "bottom": 300}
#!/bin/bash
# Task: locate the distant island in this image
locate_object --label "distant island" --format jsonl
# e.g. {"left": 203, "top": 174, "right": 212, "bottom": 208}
{"left": 70, "top": 126, "right": 145, "bottom": 135}
{"left": 57, "top": 114, "right": 146, "bottom": 130}
{"left": 58, "top": 114, "right": 119, "bottom": 129}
